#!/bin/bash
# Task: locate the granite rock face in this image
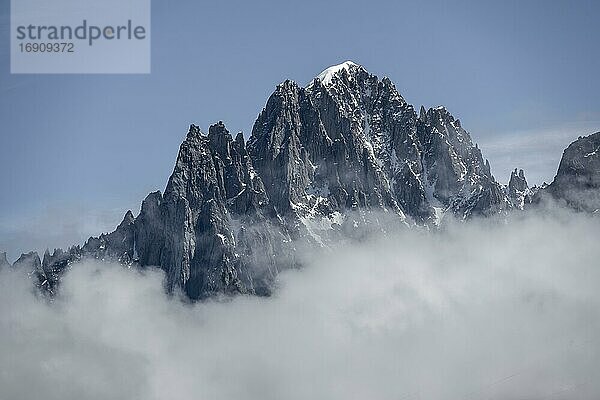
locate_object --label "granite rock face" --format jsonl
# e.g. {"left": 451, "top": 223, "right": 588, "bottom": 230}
{"left": 133, "top": 122, "right": 293, "bottom": 298}
{"left": 535, "top": 132, "right": 600, "bottom": 212}
{"left": 249, "top": 62, "right": 509, "bottom": 227}
{"left": 11, "top": 251, "right": 48, "bottom": 291}
{"left": 507, "top": 169, "right": 530, "bottom": 209}
{"left": 12, "top": 251, "right": 41, "bottom": 273}
{"left": 0, "top": 252, "right": 9, "bottom": 269}
{"left": 8, "top": 62, "right": 598, "bottom": 300}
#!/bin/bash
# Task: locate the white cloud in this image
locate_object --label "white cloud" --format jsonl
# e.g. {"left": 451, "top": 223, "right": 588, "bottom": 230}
{"left": 1, "top": 209, "right": 599, "bottom": 400}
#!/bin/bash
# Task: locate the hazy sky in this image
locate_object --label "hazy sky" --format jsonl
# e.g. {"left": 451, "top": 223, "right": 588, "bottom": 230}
{"left": 1, "top": 0, "right": 599, "bottom": 258}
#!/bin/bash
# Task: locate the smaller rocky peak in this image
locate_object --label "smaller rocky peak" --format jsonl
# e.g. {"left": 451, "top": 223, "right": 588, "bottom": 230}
{"left": 276, "top": 79, "right": 301, "bottom": 95}
{"left": 540, "top": 132, "right": 600, "bottom": 212}
{"left": 42, "top": 248, "right": 69, "bottom": 268}
{"left": 80, "top": 211, "right": 136, "bottom": 264}
{"left": 378, "top": 76, "right": 407, "bottom": 104}
{"left": 249, "top": 80, "right": 305, "bottom": 150}
{"left": 13, "top": 251, "right": 41, "bottom": 270}
{"left": 260, "top": 80, "right": 303, "bottom": 116}
{"left": 0, "top": 252, "right": 10, "bottom": 269}
{"left": 208, "top": 121, "right": 234, "bottom": 159}
{"left": 509, "top": 168, "right": 529, "bottom": 192}
{"left": 419, "top": 105, "right": 428, "bottom": 122}
{"left": 83, "top": 236, "right": 100, "bottom": 251}
{"left": 43, "top": 248, "right": 51, "bottom": 262}
{"left": 380, "top": 76, "right": 393, "bottom": 87}
{"left": 232, "top": 132, "right": 249, "bottom": 159}
{"left": 117, "top": 210, "right": 135, "bottom": 229}
{"left": 235, "top": 131, "right": 244, "bottom": 142}
{"left": 186, "top": 124, "right": 203, "bottom": 140}
{"left": 166, "top": 123, "right": 217, "bottom": 199}
{"left": 424, "top": 106, "right": 476, "bottom": 151}
{"left": 556, "top": 131, "right": 600, "bottom": 178}
{"left": 208, "top": 121, "right": 229, "bottom": 137}
{"left": 427, "top": 106, "right": 453, "bottom": 123}
{"left": 141, "top": 191, "right": 163, "bottom": 212}
{"left": 234, "top": 131, "right": 246, "bottom": 149}
{"left": 507, "top": 168, "right": 530, "bottom": 209}
{"left": 137, "top": 193, "right": 163, "bottom": 234}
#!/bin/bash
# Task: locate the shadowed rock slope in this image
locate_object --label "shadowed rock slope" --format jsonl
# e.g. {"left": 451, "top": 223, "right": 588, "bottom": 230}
{"left": 6, "top": 62, "right": 598, "bottom": 299}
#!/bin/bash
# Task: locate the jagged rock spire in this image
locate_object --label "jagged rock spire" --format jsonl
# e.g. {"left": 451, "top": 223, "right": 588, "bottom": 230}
{"left": 509, "top": 169, "right": 528, "bottom": 193}
{"left": 18, "top": 62, "right": 532, "bottom": 300}
{"left": 13, "top": 251, "right": 41, "bottom": 271}
{"left": 0, "top": 252, "right": 10, "bottom": 269}
{"left": 507, "top": 168, "right": 530, "bottom": 209}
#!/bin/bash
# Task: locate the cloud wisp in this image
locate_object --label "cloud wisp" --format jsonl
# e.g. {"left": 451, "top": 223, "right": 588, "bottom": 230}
{"left": 1, "top": 209, "right": 599, "bottom": 400}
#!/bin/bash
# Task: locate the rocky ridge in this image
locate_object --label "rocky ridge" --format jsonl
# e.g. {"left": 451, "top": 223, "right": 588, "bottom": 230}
{"left": 4, "top": 62, "right": 599, "bottom": 299}
{"left": 506, "top": 168, "right": 531, "bottom": 209}
{"left": 533, "top": 132, "right": 600, "bottom": 212}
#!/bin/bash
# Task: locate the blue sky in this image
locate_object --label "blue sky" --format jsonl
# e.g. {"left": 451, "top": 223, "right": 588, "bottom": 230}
{"left": 1, "top": 0, "right": 599, "bottom": 258}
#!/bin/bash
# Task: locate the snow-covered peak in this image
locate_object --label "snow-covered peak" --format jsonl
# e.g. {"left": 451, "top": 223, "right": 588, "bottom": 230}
{"left": 315, "top": 61, "right": 360, "bottom": 85}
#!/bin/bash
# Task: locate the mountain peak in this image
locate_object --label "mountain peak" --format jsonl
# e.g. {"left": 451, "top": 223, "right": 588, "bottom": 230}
{"left": 315, "top": 61, "right": 361, "bottom": 85}
{"left": 507, "top": 168, "right": 529, "bottom": 209}
{"left": 539, "top": 131, "right": 600, "bottom": 211}
{"left": 11, "top": 64, "right": 600, "bottom": 302}
{"left": 0, "top": 252, "right": 9, "bottom": 269}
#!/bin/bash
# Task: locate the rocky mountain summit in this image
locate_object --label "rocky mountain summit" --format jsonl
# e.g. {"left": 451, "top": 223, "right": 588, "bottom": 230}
{"left": 3, "top": 62, "right": 599, "bottom": 299}
{"left": 533, "top": 132, "right": 600, "bottom": 212}
{"left": 250, "top": 61, "right": 510, "bottom": 226}
{"left": 0, "top": 252, "right": 9, "bottom": 269}
{"left": 506, "top": 169, "right": 531, "bottom": 209}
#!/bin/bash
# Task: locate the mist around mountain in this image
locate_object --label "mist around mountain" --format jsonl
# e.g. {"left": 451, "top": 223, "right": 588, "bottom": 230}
{"left": 1, "top": 205, "right": 599, "bottom": 400}
{"left": 3, "top": 62, "right": 599, "bottom": 302}
{"left": 1, "top": 62, "right": 600, "bottom": 400}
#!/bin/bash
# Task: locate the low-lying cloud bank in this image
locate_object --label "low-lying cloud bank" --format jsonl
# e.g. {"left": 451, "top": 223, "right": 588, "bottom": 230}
{"left": 1, "top": 209, "right": 599, "bottom": 400}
